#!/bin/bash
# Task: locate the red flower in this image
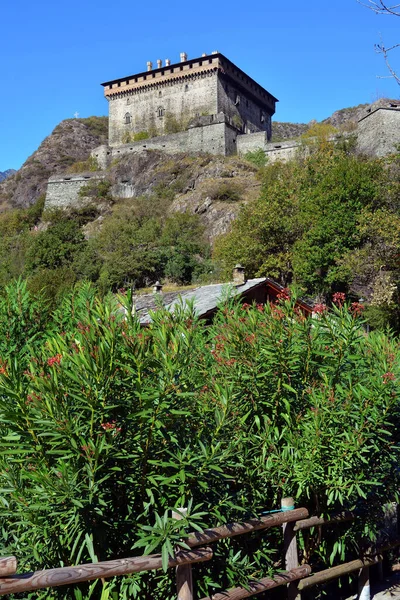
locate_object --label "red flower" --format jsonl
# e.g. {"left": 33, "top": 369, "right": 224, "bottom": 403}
{"left": 277, "top": 288, "right": 291, "bottom": 301}
{"left": 313, "top": 303, "right": 328, "bottom": 315}
{"left": 332, "top": 292, "right": 346, "bottom": 307}
{"left": 382, "top": 372, "right": 395, "bottom": 384}
{"left": 350, "top": 302, "right": 365, "bottom": 316}
{"left": 47, "top": 354, "right": 62, "bottom": 366}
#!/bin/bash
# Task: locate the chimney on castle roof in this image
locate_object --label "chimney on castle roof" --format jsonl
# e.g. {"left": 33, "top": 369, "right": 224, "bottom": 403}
{"left": 211, "top": 50, "right": 219, "bottom": 54}
{"left": 202, "top": 52, "right": 207, "bottom": 57}
{"left": 146, "top": 61, "right": 153, "bottom": 72}
{"left": 153, "top": 281, "right": 163, "bottom": 294}
{"left": 165, "top": 58, "right": 171, "bottom": 66}
{"left": 180, "top": 52, "right": 187, "bottom": 62}
{"left": 233, "top": 264, "right": 246, "bottom": 286}
{"left": 157, "top": 59, "right": 162, "bottom": 68}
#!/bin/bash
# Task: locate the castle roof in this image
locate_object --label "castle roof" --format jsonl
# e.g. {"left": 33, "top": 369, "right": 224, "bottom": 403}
{"left": 101, "top": 52, "right": 278, "bottom": 114}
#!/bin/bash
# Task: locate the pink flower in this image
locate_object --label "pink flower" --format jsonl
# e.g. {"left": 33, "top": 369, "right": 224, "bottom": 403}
{"left": 313, "top": 303, "right": 328, "bottom": 315}
{"left": 277, "top": 288, "right": 291, "bottom": 301}
{"left": 382, "top": 372, "right": 395, "bottom": 384}
{"left": 332, "top": 292, "right": 346, "bottom": 307}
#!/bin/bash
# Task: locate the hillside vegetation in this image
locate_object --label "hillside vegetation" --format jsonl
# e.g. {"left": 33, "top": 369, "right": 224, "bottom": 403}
{"left": 0, "top": 101, "right": 399, "bottom": 329}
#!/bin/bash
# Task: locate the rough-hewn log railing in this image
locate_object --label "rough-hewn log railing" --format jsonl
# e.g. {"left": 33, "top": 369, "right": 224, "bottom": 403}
{"left": 0, "top": 498, "right": 397, "bottom": 600}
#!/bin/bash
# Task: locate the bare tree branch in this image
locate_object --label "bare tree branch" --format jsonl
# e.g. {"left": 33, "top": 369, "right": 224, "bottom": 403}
{"left": 375, "top": 42, "right": 400, "bottom": 84}
{"left": 357, "top": 0, "right": 400, "bottom": 16}
{"left": 358, "top": 1, "right": 400, "bottom": 86}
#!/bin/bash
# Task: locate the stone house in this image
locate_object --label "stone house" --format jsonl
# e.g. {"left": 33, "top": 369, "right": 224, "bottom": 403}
{"left": 130, "top": 266, "right": 313, "bottom": 325}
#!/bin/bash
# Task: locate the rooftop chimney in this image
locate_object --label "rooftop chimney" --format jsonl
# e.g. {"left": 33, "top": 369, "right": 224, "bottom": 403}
{"left": 153, "top": 281, "right": 163, "bottom": 294}
{"left": 201, "top": 52, "right": 207, "bottom": 57}
{"left": 233, "top": 264, "right": 246, "bottom": 286}
{"left": 211, "top": 50, "right": 219, "bottom": 54}
{"left": 165, "top": 58, "right": 171, "bottom": 66}
{"left": 180, "top": 52, "right": 187, "bottom": 62}
{"left": 146, "top": 61, "right": 153, "bottom": 72}
{"left": 157, "top": 59, "right": 162, "bottom": 68}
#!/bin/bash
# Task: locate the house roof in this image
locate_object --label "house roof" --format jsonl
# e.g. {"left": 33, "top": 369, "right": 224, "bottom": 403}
{"left": 133, "top": 277, "right": 312, "bottom": 325}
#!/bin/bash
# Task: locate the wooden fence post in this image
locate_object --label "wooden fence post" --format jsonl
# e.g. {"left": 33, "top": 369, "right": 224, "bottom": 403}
{"left": 172, "top": 508, "right": 194, "bottom": 600}
{"left": 281, "top": 497, "right": 300, "bottom": 600}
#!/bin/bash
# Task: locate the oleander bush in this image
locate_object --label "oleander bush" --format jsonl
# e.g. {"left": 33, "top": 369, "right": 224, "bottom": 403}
{"left": 0, "top": 281, "right": 399, "bottom": 599}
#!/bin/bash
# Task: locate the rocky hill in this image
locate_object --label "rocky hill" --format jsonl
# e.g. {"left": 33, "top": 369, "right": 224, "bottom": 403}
{"left": 105, "top": 151, "right": 261, "bottom": 242}
{"left": 324, "top": 97, "right": 399, "bottom": 129}
{"left": 0, "top": 169, "right": 16, "bottom": 182}
{"left": 0, "top": 117, "right": 108, "bottom": 210}
{"left": 1, "top": 98, "right": 397, "bottom": 213}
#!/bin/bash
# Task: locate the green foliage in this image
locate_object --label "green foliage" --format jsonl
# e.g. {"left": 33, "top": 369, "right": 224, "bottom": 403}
{"left": 300, "top": 121, "right": 338, "bottom": 152}
{"left": 134, "top": 131, "right": 150, "bottom": 141}
{"left": 81, "top": 116, "right": 109, "bottom": 140}
{"left": 0, "top": 286, "right": 399, "bottom": 599}
{"left": 94, "top": 206, "right": 208, "bottom": 290}
{"left": 164, "top": 113, "right": 189, "bottom": 134}
{"left": 78, "top": 180, "right": 112, "bottom": 202}
{"left": 68, "top": 156, "right": 99, "bottom": 174}
{"left": 244, "top": 148, "right": 267, "bottom": 169}
{"left": 204, "top": 180, "right": 242, "bottom": 202}
{"left": 25, "top": 219, "right": 86, "bottom": 273}
{"left": 214, "top": 148, "right": 385, "bottom": 295}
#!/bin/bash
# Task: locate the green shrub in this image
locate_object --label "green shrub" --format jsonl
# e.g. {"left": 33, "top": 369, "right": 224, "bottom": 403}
{"left": 134, "top": 131, "right": 150, "bottom": 141}
{"left": 244, "top": 148, "right": 267, "bottom": 169}
{"left": 68, "top": 156, "right": 99, "bottom": 174}
{"left": 0, "top": 288, "right": 399, "bottom": 598}
{"left": 205, "top": 180, "right": 242, "bottom": 202}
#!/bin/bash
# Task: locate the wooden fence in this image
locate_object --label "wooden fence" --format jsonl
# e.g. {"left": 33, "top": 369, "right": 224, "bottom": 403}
{"left": 0, "top": 498, "right": 397, "bottom": 599}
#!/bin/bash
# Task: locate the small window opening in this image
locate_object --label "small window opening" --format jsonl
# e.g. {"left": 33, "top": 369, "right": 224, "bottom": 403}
{"left": 159, "top": 90, "right": 162, "bottom": 97}
{"left": 235, "top": 95, "right": 240, "bottom": 106}
{"left": 125, "top": 113, "right": 132, "bottom": 124}
{"left": 157, "top": 106, "right": 164, "bottom": 118}
{"left": 185, "top": 84, "right": 189, "bottom": 92}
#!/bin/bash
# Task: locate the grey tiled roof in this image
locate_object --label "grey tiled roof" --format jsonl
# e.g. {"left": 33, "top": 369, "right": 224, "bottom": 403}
{"left": 135, "top": 278, "right": 266, "bottom": 324}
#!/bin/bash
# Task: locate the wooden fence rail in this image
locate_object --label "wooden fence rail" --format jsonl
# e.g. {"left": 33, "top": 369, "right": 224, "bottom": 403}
{"left": 0, "top": 498, "right": 397, "bottom": 599}
{"left": 0, "top": 547, "right": 213, "bottom": 596}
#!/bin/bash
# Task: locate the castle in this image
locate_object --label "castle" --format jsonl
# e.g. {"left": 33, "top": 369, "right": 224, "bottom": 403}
{"left": 45, "top": 51, "right": 400, "bottom": 210}
{"left": 103, "top": 51, "right": 277, "bottom": 146}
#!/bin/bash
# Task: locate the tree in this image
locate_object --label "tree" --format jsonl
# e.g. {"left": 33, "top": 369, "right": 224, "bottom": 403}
{"left": 358, "top": 0, "right": 400, "bottom": 85}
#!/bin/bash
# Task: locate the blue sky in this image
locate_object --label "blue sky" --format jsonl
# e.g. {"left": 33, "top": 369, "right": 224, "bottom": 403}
{"left": 1, "top": 0, "right": 399, "bottom": 171}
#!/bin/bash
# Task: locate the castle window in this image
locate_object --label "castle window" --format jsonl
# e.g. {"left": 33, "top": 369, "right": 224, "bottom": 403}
{"left": 157, "top": 106, "right": 164, "bottom": 118}
{"left": 235, "top": 94, "right": 240, "bottom": 106}
{"left": 159, "top": 90, "right": 162, "bottom": 97}
{"left": 124, "top": 113, "right": 132, "bottom": 125}
{"left": 184, "top": 84, "right": 189, "bottom": 92}
{"left": 260, "top": 112, "right": 265, "bottom": 123}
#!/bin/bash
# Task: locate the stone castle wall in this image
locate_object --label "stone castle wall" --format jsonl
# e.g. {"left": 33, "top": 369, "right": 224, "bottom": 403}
{"left": 45, "top": 173, "right": 105, "bottom": 210}
{"left": 108, "top": 72, "right": 218, "bottom": 146}
{"left": 357, "top": 108, "right": 400, "bottom": 157}
{"left": 217, "top": 78, "right": 272, "bottom": 137}
{"left": 92, "top": 119, "right": 238, "bottom": 169}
